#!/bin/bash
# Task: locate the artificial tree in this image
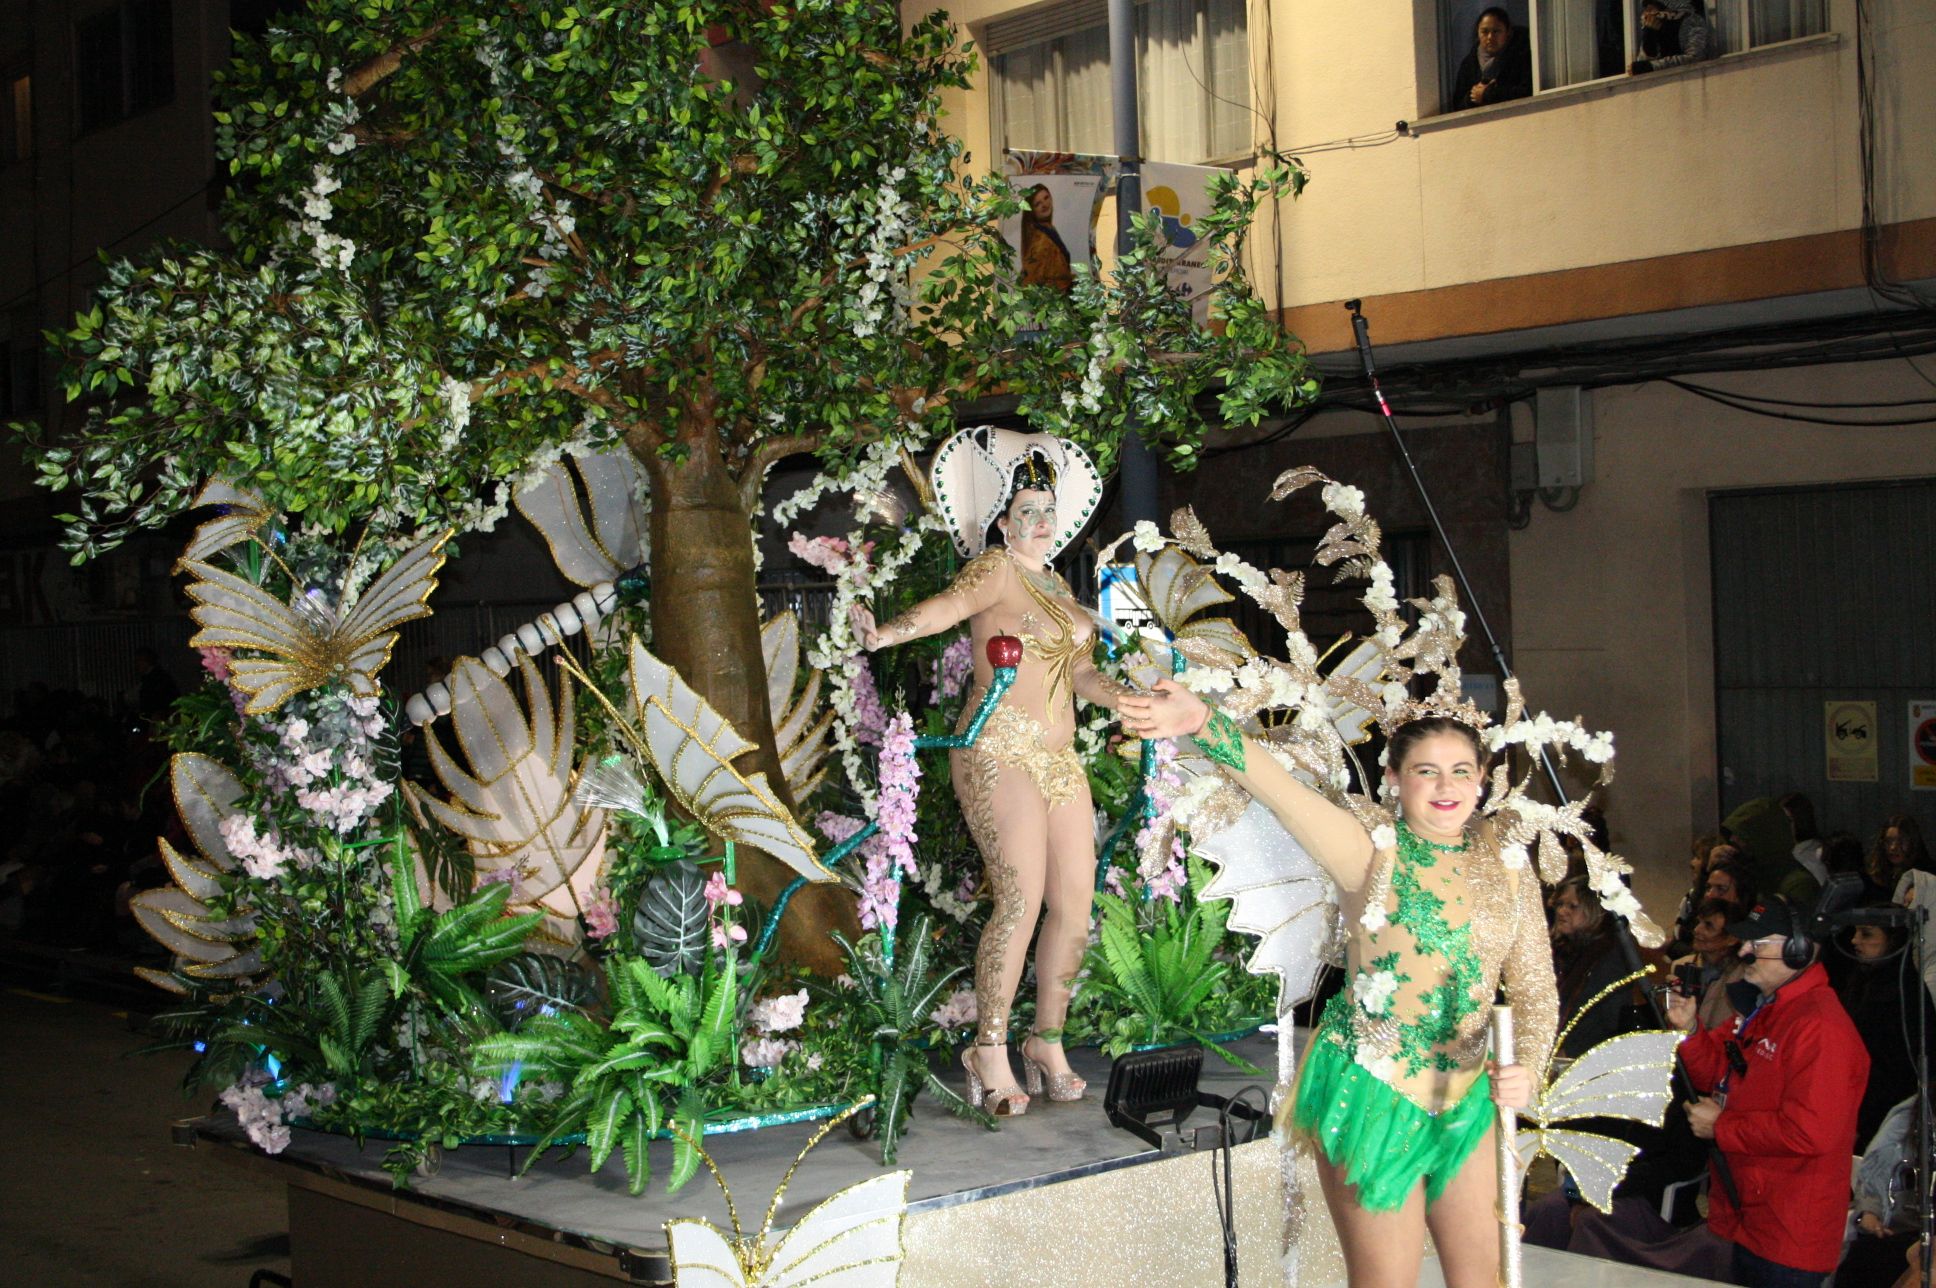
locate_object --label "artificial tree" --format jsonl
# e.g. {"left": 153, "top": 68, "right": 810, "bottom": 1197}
{"left": 17, "top": 0, "right": 1316, "bottom": 968}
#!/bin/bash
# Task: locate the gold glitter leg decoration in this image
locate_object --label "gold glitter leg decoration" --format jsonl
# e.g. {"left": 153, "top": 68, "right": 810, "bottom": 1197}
{"left": 952, "top": 750, "right": 1048, "bottom": 1048}
{"left": 1035, "top": 783, "right": 1095, "bottom": 1026}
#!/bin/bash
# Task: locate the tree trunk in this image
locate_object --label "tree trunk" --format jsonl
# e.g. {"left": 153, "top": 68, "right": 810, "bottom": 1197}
{"left": 640, "top": 436, "right": 857, "bottom": 975}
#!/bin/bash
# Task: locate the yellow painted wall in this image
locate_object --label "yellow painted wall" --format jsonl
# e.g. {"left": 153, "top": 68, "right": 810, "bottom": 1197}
{"left": 930, "top": 0, "right": 1936, "bottom": 311}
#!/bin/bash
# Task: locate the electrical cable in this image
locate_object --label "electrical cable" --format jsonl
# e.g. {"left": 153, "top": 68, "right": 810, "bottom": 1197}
{"left": 1663, "top": 378, "right": 1936, "bottom": 427}
{"left": 1665, "top": 381, "right": 1936, "bottom": 410}
{"left": 1207, "top": 1083, "right": 1269, "bottom": 1288}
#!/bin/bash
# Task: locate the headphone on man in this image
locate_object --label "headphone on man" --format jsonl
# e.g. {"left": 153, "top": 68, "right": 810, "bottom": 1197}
{"left": 1761, "top": 895, "right": 1816, "bottom": 971}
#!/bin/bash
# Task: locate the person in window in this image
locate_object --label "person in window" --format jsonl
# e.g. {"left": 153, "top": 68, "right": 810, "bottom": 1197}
{"left": 1449, "top": 8, "right": 1532, "bottom": 111}
{"left": 1629, "top": 0, "right": 1714, "bottom": 74}
{"left": 1018, "top": 184, "right": 1074, "bottom": 294}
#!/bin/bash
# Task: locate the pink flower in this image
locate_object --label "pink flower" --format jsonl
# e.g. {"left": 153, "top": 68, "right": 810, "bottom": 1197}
{"left": 198, "top": 647, "right": 233, "bottom": 683}
{"left": 930, "top": 636, "right": 973, "bottom": 701}
{"left": 817, "top": 812, "right": 866, "bottom": 844}
{"left": 711, "top": 921, "right": 748, "bottom": 949}
{"left": 702, "top": 872, "right": 743, "bottom": 909}
{"left": 787, "top": 533, "right": 859, "bottom": 574}
{"left": 855, "top": 713, "right": 921, "bottom": 930}
{"left": 583, "top": 891, "right": 620, "bottom": 941}
{"left": 848, "top": 663, "right": 887, "bottom": 746}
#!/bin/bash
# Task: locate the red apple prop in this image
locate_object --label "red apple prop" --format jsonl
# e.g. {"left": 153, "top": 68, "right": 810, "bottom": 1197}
{"left": 986, "top": 635, "right": 1024, "bottom": 670}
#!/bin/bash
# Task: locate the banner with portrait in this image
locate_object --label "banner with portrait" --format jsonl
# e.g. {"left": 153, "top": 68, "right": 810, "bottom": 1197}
{"left": 1001, "top": 151, "right": 1113, "bottom": 294}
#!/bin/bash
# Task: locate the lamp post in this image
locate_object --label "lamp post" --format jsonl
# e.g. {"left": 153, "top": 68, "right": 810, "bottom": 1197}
{"left": 1109, "top": 0, "right": 1159, "bottom": 527}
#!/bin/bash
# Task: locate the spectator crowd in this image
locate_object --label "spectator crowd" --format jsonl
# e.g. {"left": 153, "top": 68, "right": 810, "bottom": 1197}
{"left": 1528, "top": 792, "right": 1935, "bottom": 1288}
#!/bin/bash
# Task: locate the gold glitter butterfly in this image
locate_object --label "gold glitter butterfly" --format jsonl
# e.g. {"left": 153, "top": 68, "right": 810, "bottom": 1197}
{"left": 181, "top": 533, "right": 449, "bottom": 715}
{"left": 665, "top": 1099, "right": 910, "bottom": 1287}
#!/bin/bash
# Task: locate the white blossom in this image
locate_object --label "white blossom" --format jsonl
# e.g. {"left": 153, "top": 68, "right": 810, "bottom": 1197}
{"left": 1130, "top": 520, "right": 1165, "bottom": 553}
{"left": 1353, "top": 969, "right": 1399, "bottom": 1016}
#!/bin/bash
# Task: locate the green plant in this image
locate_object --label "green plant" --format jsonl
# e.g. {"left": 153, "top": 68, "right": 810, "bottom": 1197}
{"left": 630, "top": 860, "right": 711, "bottom": 977}
{"left": 831, "top": 916, "right": 995, "bottom": 1165}
{"left": 474, "top": 949, "right": 738, "bottom": 1197}
{"left": 1080, "top": 860, "right": 1263, "bottom": 1074}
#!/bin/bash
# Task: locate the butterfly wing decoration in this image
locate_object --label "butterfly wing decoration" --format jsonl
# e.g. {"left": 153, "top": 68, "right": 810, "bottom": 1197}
{"left": 626, "top": 639, "right": 831, "bottom": 883}
{"left": 403, "top": 655, "right": 608, "bottom": 950}
{"left": 667, "top": 1172, "right": 911, "bottom": 1288}
{"left": 181, "top": 533, "right": 448, "bottom": 715}
{"left": 1193, "top": 799, "right": 1339, "bottom": 1022}
{"left": 181, "top": 478, "right": 273, "bottom": 563}
{"left": 1516, "top": 1028, "right": 1684, "bottom": 1212}
{"left": 513, "top": 449, "right": 647, "bottom": 588}
{"left": 131, "top": 753, "right": 263, "bottom": 992}
{"left": 665, "top": 1099, "right": 910, "bottom": 1288}
{"left": 762, "top": 613, "right": 834, "bottom": 804}
{"left": 1132, "top": 544, "right": 1257, "bottom": 671}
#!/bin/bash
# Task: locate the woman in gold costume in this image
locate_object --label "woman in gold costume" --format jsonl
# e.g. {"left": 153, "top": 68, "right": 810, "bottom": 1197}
{"left": 851, "top": 430, "right": 1121, "bottom": 1115}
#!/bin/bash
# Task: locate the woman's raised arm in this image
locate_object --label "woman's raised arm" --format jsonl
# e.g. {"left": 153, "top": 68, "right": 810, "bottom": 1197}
{"left": 1120, "top": 679, "right": 1375, "bottom": 891}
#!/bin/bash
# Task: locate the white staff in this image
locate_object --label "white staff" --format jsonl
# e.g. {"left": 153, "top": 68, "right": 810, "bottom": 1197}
{"left": 1491, "top": 1004, "right": 1524, "bottom": 1288}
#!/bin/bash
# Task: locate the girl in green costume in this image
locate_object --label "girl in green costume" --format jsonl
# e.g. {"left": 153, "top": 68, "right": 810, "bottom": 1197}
{"left": 1122, "top": 687, "right": 1558, "bottom": 1288}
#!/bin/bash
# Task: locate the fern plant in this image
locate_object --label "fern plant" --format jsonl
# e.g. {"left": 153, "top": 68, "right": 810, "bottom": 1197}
{"left": 474, "top": 949, "right": 739, "bottom": 1196}
{"left": 831, "top": 916, "right": 996, "bottom": 1164}
{"left": 1081, "top": 859, "right": 1262, "bottom": 1073}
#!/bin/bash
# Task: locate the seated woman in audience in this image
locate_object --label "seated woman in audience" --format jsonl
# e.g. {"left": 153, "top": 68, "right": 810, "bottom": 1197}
{"left": 1701, "top": 853, "right": 1756, "bottom": 914}
{"left": 1671, "top": 897, "right": 1748, "bottom": 1031}
{"left": 1671, "top": 833, "right": 1725, "bottom": 952}
{"left": 1552, "top": 876, "right": 1633, "bottom": 1057}
{"left": 1834, "top": 919, "right": 1935, "bottom": 1151}
{"left": 1872, "top": 814, "right": 1933, "bottom": 898}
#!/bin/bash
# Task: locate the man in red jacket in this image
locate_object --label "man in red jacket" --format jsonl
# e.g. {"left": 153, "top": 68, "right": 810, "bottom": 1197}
{"left": 1666, "top": 896, "right": 1869, "bottom": 1287}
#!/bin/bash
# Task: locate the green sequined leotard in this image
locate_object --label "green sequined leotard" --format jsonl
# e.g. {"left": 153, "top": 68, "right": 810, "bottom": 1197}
{"left": 1291, "top": 819, "right": 1557, "bottom": 1210}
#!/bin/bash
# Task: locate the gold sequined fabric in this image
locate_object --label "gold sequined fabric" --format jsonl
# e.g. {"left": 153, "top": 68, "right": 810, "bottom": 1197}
{"left": 957, "top": 701, "right": 1085, "bottom": 808}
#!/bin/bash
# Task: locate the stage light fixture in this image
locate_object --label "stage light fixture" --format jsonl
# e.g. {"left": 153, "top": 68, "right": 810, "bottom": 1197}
{"left": 1103, "top": 1045, "right": 1265, "bottom": 1153}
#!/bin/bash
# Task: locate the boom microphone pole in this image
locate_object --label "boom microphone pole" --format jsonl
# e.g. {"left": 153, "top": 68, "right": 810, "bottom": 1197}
{"left": 1344, "top": 301, "right": 1568, "bottom": 804}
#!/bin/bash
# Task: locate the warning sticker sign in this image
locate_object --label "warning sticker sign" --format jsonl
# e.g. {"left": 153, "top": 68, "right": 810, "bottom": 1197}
{"left": 1911, "top": 701, "right": 1936, "bottom": 792}
{"left": 1825, "top": 701, "right": 1878, "bottom": 783}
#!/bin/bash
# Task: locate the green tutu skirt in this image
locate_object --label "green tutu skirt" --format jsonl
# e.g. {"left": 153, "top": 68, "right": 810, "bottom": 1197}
{"left": 1291, "top": 1036, "right": 1495, "bottom": 1212}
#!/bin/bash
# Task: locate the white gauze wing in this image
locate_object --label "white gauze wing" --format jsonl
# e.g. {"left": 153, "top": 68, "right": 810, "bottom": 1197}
{"left": 132, "top": 753, "right": 262, "bottom": 986}
{"left": 1193, "top": 797, "right": 1337, "bottom": 1018}
{"left": 762, "top": 1171, "right": 911, "bottom": 1288}
{"left": 408, "top": 656, "right": 606, "bottom": 943}
{"left": 1536, "top": 1030, "right": 1682, "bottom": 1126}
{"left": 180, "top": 478, "right": 272, "bottom": 562}
{"left": 626, "top": 638, "right": 827, "bottom": 881}
{"left": 763, "top": 613, "right": 832, "bottom": 803}
{"left": 665, "top": 1219, "right": 750, "bottom": 1287}
{"left": 514, "top": 451, "right": 645, "bottom": 587}
{"left": 1517, "top": 1129, "right": 1643, "bottom": 1215}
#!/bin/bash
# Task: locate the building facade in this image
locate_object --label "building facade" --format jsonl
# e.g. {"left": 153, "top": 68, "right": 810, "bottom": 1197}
{"left": 942, "top": 0, "right": 1936, "bottom": 913}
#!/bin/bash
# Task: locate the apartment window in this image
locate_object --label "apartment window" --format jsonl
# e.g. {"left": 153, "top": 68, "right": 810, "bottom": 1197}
{"left": 2, "top": 304, "right": 42, "bottom": 415}
{"left": 988, "top": 0, "right": 1251, "bottom": 164}
{"left": 3, "top": 68, "right": 30, "bottom": 162}
{"left": 1533, "top": 0, "right": 1827, "bottom": 90}
{"left": 1441, "top": 1, "right": 1828, "bottom": 102}
{"left": 75, "top": 0, "right": 175, "bottom": 134}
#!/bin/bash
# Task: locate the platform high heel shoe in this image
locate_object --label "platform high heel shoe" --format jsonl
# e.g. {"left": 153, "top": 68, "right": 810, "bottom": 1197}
{"left": 962, "top": 1041, "right": 1030, "bottom": 1116}
{"left": 1020, "top": 1031, "right": 1086, "bottom": 1103}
